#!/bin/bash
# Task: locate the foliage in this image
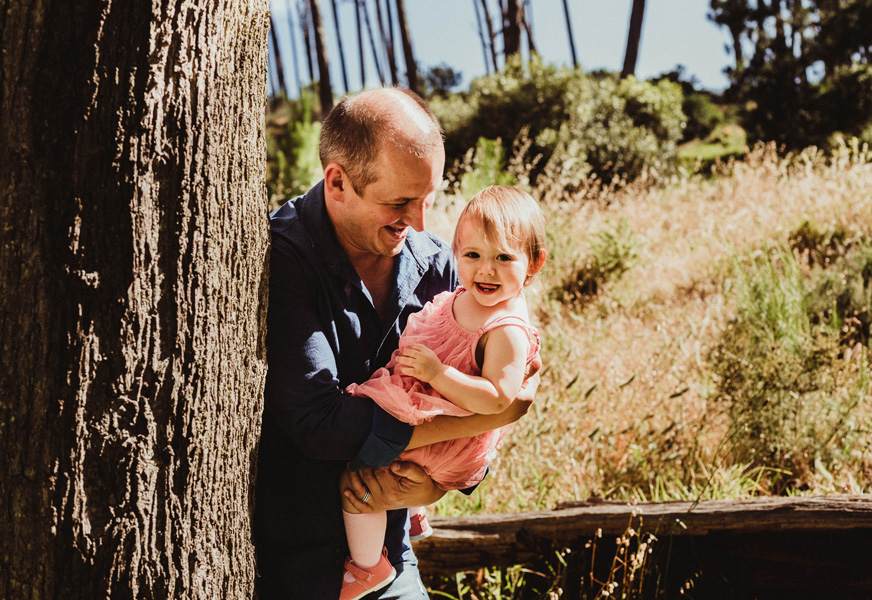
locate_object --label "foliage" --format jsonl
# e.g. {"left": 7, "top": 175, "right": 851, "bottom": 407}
{"left": 423, "top": 62, "right": 464, "bottom": 97}
{"left": 709, "top": 238, "right": 871, "bottom": 491}
{"left": 552, "top": 218, "right": 640, "bottom": 306}
{"left": 457, "top": 138, "right": 516, "bottom": 199}
{"left": 430, "top": 55, "right": 687, "bottom": 187}
{"left": 266, "top": 91, "right": 322, "bottom": 209}
{"left": 680, "top": 92, "right": 724, "bottom": 142}
{"left": 709, "top": 0, "right": 872, "bottom": 148}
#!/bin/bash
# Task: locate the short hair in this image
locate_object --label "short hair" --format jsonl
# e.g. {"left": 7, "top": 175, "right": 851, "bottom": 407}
{"left": 319, "top": 88, "right": 443, "bottom": 194}
{"left": 453, "top": 186, "right": 547, "bottom": 275}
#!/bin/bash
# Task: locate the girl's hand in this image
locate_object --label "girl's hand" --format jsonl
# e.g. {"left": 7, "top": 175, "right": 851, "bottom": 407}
{"left": 396, "top": 343, "right": 445, "bottom": 383}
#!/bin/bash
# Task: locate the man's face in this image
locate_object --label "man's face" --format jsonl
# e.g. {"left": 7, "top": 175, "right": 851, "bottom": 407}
{"left": 338, "top": 143, "right": 445, "bottom": 260}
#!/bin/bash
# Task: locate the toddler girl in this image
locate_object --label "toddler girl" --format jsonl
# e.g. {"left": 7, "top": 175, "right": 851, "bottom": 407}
{"left": 338, "top": 186, "right": 547, "bottom": 600}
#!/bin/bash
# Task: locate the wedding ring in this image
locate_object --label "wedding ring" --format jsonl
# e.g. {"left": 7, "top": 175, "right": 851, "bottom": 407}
{"left": 361, "top": 490, "right": 371, "bottom": 503}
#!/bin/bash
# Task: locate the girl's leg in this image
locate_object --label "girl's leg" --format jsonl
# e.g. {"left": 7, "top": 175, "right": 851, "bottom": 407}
{"left": 342, "top": 510, "right": 387, "bottom": 568}
{"left": 339, "top": 469, "right": 387, "bottom": 568}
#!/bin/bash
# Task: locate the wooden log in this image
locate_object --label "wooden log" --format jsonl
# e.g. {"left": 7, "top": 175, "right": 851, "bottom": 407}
{"left": 413, "top": 494, "right": 872, "bottom": 573}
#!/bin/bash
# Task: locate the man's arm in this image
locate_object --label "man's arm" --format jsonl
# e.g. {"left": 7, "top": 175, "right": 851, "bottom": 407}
{"left": 264, "top": 235, "right": 412, "bottom": 463}
{"left": 340, "top": 374, "right": 538, "bottom": 513}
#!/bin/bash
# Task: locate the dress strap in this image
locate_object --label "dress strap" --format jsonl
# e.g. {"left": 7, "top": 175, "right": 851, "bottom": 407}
{"left": 477, "top": 315, "right": 541, "bottom": 363}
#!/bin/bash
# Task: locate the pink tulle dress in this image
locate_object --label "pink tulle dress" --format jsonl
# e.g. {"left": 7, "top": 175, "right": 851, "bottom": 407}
{"left": 346, "top": 286, "right": 540, "bottom": 490}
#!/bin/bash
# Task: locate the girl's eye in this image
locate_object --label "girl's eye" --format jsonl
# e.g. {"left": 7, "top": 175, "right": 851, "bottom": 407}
{"left": 497, "top": 254, "right": 514, "bottom": 262}
{"left": 464, "top": 252, "right": 479, "bottom": 259}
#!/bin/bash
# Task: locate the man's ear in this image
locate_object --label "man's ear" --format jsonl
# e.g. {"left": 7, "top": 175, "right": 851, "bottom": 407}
{"left": 323, "top": 163, "right": 348, "bottom": 201}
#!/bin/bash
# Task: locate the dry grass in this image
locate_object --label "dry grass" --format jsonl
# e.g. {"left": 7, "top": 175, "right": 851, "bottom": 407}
{"left": 431, "top": 142, "right": 872, "bottom": 517}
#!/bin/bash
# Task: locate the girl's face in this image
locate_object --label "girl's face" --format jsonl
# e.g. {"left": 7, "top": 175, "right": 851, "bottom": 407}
{"left": 454, "top": 217, "right": 535, "bottom": 309}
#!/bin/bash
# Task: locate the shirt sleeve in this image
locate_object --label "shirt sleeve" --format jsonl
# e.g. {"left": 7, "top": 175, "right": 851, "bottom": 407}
{"left": 263, "top": 236, "right": 413, "bottom": 464}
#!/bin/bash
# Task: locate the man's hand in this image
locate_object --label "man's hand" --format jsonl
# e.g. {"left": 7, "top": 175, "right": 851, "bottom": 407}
{"left": 342, "top": 461, "right": 446, "bottom": 513}
{"left": 395, "top": 344, "right": 444, "bottom": 383}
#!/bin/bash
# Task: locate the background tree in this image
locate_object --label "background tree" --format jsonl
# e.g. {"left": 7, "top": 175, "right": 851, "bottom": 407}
{"left": 308, "top": 0, "right": 335, "bottom": 113}
{"left": 270, "top": 15, "right": 289, "bottom": 95}
{"left": 330, "top": 0, "right": 350, "bottom": 93}
{"left": 0, "top": 1, "right": 269, "bottom": 598}
{"left": 709, "top": 0, "right": 872, "bottom": 147}
{"left": 561, "top": 0, "right": 578, "bottom": 68}
{"left": 503, "top": 0, "right": 523, "bottom": 57}
{"left": 299, "top": 0, "right": 317, "bottom": 81}
{"left": 473, "top": 0, "right": 494, "bottom": 74}
{"left": 477, "top": 0, "right": 500, "bottom": 73}
{"left": 376, "top": 0, "right": 399, "bottom": 85}
{"left": 621, "top": 0, "right": 647, "bottom": 79}
{"left": 394, "top": 0, "right": 419, "bottom": 94}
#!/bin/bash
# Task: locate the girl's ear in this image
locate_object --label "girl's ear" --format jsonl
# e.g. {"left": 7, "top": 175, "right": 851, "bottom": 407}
{"left": 525, "top": 249, "right": 547, "bottom": 285}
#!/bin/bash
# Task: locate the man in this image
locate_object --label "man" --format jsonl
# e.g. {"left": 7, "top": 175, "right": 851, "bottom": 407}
{"left": 253, "top": 88, "right": 533, "bottom": 599}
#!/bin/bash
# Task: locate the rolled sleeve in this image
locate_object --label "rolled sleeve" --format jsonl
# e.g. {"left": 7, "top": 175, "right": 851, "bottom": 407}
{"left": 348, "top": 405, "right": 414, "bottom": 470}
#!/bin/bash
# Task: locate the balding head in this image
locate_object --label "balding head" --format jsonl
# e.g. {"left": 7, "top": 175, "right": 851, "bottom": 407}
{"left": 319, "top": 88, "right": 444, "bottom": 194}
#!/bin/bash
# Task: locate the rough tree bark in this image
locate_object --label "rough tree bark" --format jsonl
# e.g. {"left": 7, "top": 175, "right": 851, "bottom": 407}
{"left": 0, "top": 1, "right": 270, "bottom": 599}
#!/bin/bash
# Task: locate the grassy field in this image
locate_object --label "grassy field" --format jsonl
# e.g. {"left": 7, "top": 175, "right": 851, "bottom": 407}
{"left": 426, "top": 141, "right": 872, "bottom": 521}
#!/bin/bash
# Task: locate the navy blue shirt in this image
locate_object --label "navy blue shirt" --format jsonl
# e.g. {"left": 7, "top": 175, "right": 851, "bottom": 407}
{"left": 253, "top": 181, "right": 457, "bottom": 599}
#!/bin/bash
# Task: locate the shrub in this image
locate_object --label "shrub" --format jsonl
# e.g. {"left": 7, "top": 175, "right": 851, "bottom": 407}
{"left": 266, "top": 92, "right": 322, "bottom": 209}
{"left": 709, "top": 244, "right": 869, "bottom": 490}
{"left": 681, "top": 92, "right": 725, "bottom": 141}
{"left": 431, "top": 56, "right": 687, "bottom": 188}
{"left": 457, "top": 137, "right": 515, "bottom": 199}
{"left": 553, "top": 218, "right": 640, "bottom": 306}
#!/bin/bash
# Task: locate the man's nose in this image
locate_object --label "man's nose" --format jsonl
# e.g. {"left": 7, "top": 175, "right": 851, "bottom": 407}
{"left": 403, "top": 199, "right": 427, "bottom": 232}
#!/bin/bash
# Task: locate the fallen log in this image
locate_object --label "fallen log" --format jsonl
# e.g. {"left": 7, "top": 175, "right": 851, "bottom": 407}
{"left": 414, "top": 494, "right": 872, "bottom": 598}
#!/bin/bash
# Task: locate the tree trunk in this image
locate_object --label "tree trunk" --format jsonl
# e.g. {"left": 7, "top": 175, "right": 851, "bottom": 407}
{"left": 286, "top": 0, "right": 305, "bottom": 93}
{"left": 269, "top": 15, "right": 288, "bottom": 96}
{"left": 376, "top": 0, "right": 399, "bottom": 86}
{"left": 478, "top": 0, "right": 500, "bottom": 73}
{"left": 472, "top": 0, "right": 492, "bottom": 74}
{"left": 503, "top": 0, "right": 522, "bottom": 57}
{"left": 362, "top": 0, "right": 386, "bottom": 86}
{"left": 394, "top": 0, "right": 419, "bottom": 94}
{"left": 330, "top": 0, "right": 350, "bottom": 93}
{"left": 0, "top": 1, "right": 269, "bottom": 599}
{"left": 523, "top": 0, "right": 537, "bottom": 55}
{"left": 621, "top": 0, "right": 646, "bottom": 78}
{"left": 561, "top": 0, "right": 578, "bottom": 68}
{"left": 300, "top": 0, "right": 317, "bottom": 83}
{"left": 355, "top": 0, "right": 367, "bottom": 87}
{"left": 308, "top": 0, "right": 335, "bottom": 114}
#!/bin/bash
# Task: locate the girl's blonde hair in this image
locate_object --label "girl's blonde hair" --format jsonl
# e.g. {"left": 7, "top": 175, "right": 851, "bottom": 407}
{"left": 452, "top": 186, "right": 546, "bottom": 279}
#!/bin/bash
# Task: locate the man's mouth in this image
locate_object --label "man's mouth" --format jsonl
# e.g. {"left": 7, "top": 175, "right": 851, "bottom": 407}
{"left": 385, "top": 225, "right": 408, "bottom": 240}
{"left": 475, "top": 282, "right": 499, "bottom": 294}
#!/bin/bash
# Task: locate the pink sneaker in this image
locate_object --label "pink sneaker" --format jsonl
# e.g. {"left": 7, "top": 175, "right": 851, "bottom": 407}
{"left": 408, "top": 511, "right": 433, "bottom": 541}
{"left": 339, "top": 547, "right": 396, "bottom": 600}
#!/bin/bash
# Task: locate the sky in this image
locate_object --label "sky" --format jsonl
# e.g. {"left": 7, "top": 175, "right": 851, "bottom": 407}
{"left": 268, "top": 1, "right": 734, "bottom": 98}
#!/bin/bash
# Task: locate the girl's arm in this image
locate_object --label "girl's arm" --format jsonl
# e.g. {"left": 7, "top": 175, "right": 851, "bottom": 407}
{"left": 396, "top": 324, "right": 530, "bottom": 415}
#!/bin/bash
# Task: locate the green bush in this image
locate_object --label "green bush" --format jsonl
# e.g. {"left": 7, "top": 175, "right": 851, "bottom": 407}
{"left": 710, "top": 243, "right": 869, "bottom": 491}
{"left": 431, "top": 56, "right": 687, "bottom": 188}
{"left": 457, "top": 137, "right": 515, "bottom": 199}
{"left": 681, "top": 92, "right": 725, "bottom": 141}
{"left": 266, "top": 92, "right": 322, "bottom": 208}
{"left": 552, "top": 218, "right": 640, "bottom": 305}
